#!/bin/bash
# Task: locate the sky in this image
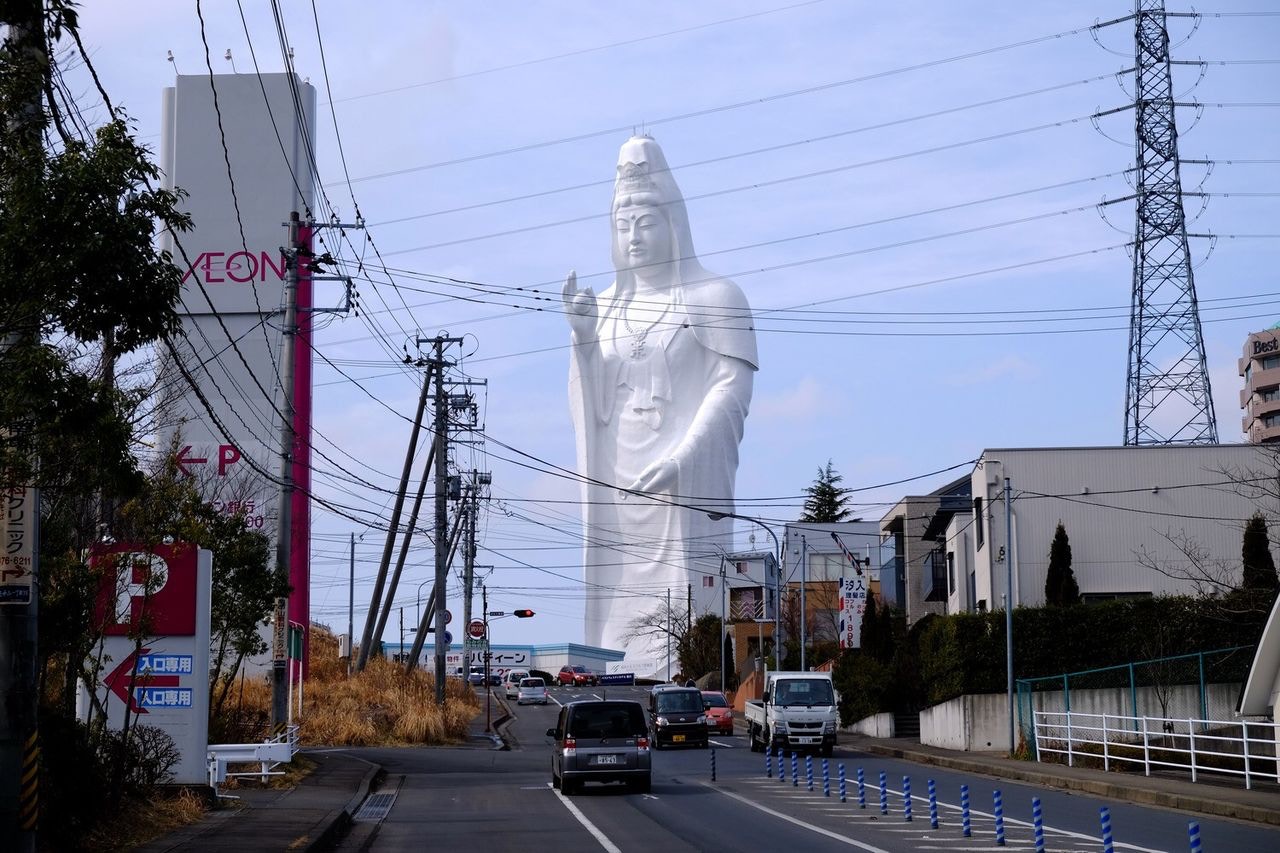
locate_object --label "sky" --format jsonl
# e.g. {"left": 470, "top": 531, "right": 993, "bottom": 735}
{"left": 68, "top": 1, "right": 1280, "bottom": 650}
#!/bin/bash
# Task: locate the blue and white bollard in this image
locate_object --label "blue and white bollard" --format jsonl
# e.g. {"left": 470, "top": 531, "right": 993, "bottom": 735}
{"left": 710, "top": 747, "right": 716, "bottom": 782}
{"left": 838, "top": 763, "right": 847, "bottom": 803}
{"left": 857, "top": 767, "right": 866, "bottom": 809}
{"left": 806, "top": 755, "right": 814, "bottom": 791}
{"left": 822, "top": 759, "right": 830, "bottom": 797}
{"left": 766, "top": 747, "right": 772, "bottom": 778}
{"left": 778, "top": 747, "right": 786, "bottom": 784}
{"left": 1032, "top": 797, "right": 1045, "bottom": 853}
{"left": 1188, "top": 821, "right": 1201, "bottom": 853}
{"left": 960, "top": 784, "right": 971, "bottom": 838}
{"left": 994, "top": 789, "right": 1005, "bottom": 846}
{"left": 903, "top": 776, "right": 913, "bottom": 822}
{"left": 792, "top": 752, "right": 799, "bottom": 787}
{"left": 879, "top": 770, "right": 888, "bottom": 815}
{"left": 927, "top": 779, "right": 938, "bottom": 830}
{"left": 1100, "top": 806, "right": 1114, "bottom": 853}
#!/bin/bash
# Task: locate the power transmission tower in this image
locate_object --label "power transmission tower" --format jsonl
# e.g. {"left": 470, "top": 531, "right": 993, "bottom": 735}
{"left": 1119, "top": 0, "right": 1217, "bottom": 445}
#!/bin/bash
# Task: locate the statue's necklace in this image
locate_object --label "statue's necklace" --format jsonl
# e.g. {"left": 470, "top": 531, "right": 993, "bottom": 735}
{"left": 622, "top": 297, "right": 671, "bottom": 360}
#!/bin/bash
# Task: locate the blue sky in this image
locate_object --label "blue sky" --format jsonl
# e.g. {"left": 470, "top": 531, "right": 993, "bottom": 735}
{"left": 74, "top": 1, "right": 1280, "bottom": 649}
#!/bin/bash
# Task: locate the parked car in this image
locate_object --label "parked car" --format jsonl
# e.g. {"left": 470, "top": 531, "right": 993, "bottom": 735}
{"left": 547, "top": 700, "right": 651, "bottom": 794}
{"left": 503, "top": 669, "right": 531, "bottom": 699}
{"left": 557, "top": 664, "right": 598, "bottom": 687}
{"left": 517, "top": 677, "right": 549, "bottom": 705}
{"left": 648, "top": 685, "right": 709, "bottom": 749}
{"left": 701, "top": 691, "right": 734, "bottom": 735}
{"left": 467, "top": 666, "right": 486, "bottom": 687}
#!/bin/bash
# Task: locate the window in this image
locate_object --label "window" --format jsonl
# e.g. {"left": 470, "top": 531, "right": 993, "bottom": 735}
{"left": 1263, "top": 355, "right": 1280, "bottom": 371}
{"left": 947, "top": 551, "right": 956, "bottom": 596}
{"left": 1264, "top": 413, "right": 1280, "bottom": 429}
{"left": 973, "top": 497, "right": 985, "bottom": 549}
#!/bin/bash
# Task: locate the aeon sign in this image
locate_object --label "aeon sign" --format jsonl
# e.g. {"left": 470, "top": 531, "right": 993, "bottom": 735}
{"left": 182, "top": 249, "right": 286, "bottom": 285}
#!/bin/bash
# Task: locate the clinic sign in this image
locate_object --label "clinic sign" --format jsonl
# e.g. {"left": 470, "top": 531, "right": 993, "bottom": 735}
{"left": 81, "top": 542, "right": 212, "bottom": 785}
{"left": 0, "top": 484, "right": 36, "bottom": 605}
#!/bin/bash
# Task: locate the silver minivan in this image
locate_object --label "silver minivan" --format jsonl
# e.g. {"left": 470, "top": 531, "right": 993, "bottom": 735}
{"left": 547, "top": 700, "right": 651, "bottom": 794}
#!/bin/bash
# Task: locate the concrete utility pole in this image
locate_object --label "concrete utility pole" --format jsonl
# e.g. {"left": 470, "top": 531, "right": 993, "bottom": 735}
{"left": 347, "top": 532, "right": 354, "bottom": 676}
{"left": 429, "top": 336, "right": 463, "bottom": 704}
{"left": 462, "top": 480, "right": 476, "bottom": 632}
{"left": 270, "top": 211, "right": 302, "bottom": 729}
{"left": 1004, "top": 476, "right": 1015, "bottom": 755}
{"left": 799, "top": 533, "right": 808, "bottom": 671}
{"left": 372, "top": 441, "right": 435, "bottom": 651}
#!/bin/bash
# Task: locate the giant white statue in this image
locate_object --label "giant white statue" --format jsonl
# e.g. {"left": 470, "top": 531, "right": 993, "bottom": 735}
{"left": 563, "top": 135, "right": 758, "bottom": 670}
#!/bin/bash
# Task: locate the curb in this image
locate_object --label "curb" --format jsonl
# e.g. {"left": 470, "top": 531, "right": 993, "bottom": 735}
{"left": 490, "top": 692, "right": 515, "bottom": 750}
{"left": 303, "top": 754, "right": 384, "bottom": 853}
{"left": 853, "top": 740, "right": 1280, "bottom": 828}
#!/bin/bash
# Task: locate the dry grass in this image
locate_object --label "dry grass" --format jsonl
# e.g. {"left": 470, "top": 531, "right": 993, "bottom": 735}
{"left": 215, "top": 624, "right": 480, "bottom": 748}
{"left": 81, "top": 787, "right": 209, "bottom": 851}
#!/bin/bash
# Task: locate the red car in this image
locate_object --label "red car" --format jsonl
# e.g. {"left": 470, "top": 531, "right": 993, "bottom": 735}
{"left": 557, "top": 664, "right": 598, "bottom": 687}
{"left": 701, "top": 691, "right": 734, "bottom": 735}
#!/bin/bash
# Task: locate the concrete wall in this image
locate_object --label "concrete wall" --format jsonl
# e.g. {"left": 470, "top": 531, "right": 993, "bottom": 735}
{"left": 845, "top": 712, "right": 894, "bottom": 738}
{"left": 920, "top": 693, "right": 1012, "bottom": 752}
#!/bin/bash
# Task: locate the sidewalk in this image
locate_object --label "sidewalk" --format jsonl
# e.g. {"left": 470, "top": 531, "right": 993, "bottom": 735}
{"left": 843, "top": 733, "right": 1280, "bottom": 827}
{"left": 134, "top": 750, "right": 379, "bottom": 853}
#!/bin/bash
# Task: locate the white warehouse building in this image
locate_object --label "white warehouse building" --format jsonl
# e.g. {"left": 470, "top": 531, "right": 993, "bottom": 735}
{"left": 937, "top": 445, "right": 1280, "bottom": 615}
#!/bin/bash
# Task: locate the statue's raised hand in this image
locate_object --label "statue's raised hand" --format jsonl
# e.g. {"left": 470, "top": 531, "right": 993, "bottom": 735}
{"left": 562, "top": 270, "right": 597, "bottom": 338}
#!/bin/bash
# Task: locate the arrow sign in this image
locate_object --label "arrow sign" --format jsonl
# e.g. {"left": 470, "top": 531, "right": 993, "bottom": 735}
{"left": 103, "top": 648, "right": 179, "bottom": 714}
{"left": 175, "top": 445, "right": 208, "bottom": 477}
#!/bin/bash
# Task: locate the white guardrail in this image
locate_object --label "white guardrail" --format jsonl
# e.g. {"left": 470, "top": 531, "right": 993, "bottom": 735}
{"left": 207, "top": 724, "right": 300, "bottom": 790}
{"left": 1033, "top": 710, "right": 1279, "bottom": 790}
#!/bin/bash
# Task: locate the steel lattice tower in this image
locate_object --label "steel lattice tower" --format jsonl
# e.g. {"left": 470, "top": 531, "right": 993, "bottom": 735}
{"left": 1123, "top": 0, "right": 1217, "bottom": 445}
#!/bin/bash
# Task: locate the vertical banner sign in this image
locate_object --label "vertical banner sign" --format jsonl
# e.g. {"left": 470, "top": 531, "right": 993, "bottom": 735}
{"left": 0, "top": 485, "right": 36, "bottom": 604}
{"left": 838, "top": 574, "right": 868, "bottom": 650}
{"left": 81, "top": 543, "right": 212, "bottom": 785}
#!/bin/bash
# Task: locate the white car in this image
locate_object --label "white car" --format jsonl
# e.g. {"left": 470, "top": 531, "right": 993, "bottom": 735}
{"left": 517, "top": 677, "right": 549, "bottom": 705}
{"left": 503, "top": 669, "right": 531, "bottom": 699}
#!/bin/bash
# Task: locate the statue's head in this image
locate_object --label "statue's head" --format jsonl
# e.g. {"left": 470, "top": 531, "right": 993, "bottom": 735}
{"left": 610, "top": 135, "right": 697, "bottom": 283}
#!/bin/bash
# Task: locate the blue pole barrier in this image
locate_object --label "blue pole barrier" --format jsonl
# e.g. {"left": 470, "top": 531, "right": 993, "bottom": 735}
{"left": 994, "top": 789, "right": 1005, "bottom": 846}
{"left": 778, "top": 747, "right": 785, "bottom": 784}
{"left": 1100, "top": 807, "right": 1114, "bottom": 853}
{"left": 879, "top": 770, "right": 888, "bottom": 815}
{"left": 806, "top": 755, "right": 814, "bottom": 791}
{"left": 822, "top": 758, "right": 830, "bottom": 797}
{"left": 960, "top": 785, "right": 971, "bottom": 838}
{"left": 792, "top": 752, "right": 799, "bottom": 787}
{"left": 766, "top": 746, "right": 772, "bottom": 778}
{"left": 857, "top": 767, "right": 866, "bottom": 809}
{"left": 903, "top": 776, "right": 913, "bottom": 822}
{"left": 1188, "top": 821, "right": 1201, "bottom": 853}
{"left": 927, "top": 779, "right": 938, "bottom": 829}
{"left": 1032, "top": 797, "right": 1045, "bottom": 853}
{"left": 711, "top": 747, "right": 716, "bottom": 782}
{"left": 839, "top": 763, "right": 847, "bottom": 803}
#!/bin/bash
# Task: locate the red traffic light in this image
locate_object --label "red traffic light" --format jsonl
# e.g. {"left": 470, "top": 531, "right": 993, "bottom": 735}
{"left": 513, "top": 609, "right": 535, "bottom": 618}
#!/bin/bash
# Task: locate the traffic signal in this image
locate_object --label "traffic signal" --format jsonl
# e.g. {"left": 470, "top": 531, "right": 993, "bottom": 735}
{"left": 513, "top": 609, "right": 535, "bottom": 618}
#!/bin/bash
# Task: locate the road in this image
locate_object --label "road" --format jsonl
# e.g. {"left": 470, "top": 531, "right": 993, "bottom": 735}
{"left": 334, "top": 685, "right": 1280, "bottom": 852}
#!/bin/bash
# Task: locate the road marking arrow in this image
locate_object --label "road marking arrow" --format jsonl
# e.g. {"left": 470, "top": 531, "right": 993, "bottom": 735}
{"left": 103, "top": 648, "right": 181, "bottom": 714}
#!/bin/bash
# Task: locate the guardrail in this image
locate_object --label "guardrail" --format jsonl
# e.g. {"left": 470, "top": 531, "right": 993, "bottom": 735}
{"left": 207, "top": 724, "right": 300, "bottom": 790}
{"left": 1033, "top": 710, "right": 1279, "bottom": 790}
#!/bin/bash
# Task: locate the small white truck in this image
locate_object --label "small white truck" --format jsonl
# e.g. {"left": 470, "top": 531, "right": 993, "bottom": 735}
{"left": 743, "top": 670, "right": 840, "bottom": 756}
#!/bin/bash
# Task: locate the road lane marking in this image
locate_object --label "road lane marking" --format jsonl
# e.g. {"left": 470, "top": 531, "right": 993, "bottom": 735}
{"left": 547, "top": 783, "right": 623, "bottom": 853}
{"left": 549, "top": 694, "right": 565, "bottom": 707}
{"left": 702, "top": 783, "right": 890, "bottom": 852}
{"left": 709, "top": 739, "right": 735, "bottom": 748}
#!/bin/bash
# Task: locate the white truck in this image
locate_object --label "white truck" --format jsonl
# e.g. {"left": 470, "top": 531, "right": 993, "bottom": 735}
{"left": 743, "top": 670, "right": 840, "bottom": 756}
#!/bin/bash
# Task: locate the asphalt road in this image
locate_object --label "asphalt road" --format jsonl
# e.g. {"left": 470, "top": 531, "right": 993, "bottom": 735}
{"left": 335, "top": 685, "right": 1280, "bottom": 852}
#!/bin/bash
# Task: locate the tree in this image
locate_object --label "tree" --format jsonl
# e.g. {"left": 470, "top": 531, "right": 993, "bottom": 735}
{"left": 799, "top": 460, "right": 853, "bottom": 523}
{"left": 1241, "top": 513, "right": 1279, "bottom": 593}
{"left": 679, "top": 614, "right": 723, "bottom": 681}
{"left": 1044, "top": 521, "right": 1080, "bottom": 606}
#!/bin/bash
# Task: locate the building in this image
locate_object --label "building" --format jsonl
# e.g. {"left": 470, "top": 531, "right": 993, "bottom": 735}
{"left": 387, "top": 642, "right": 624, "bottom": 678}
{"left": 879, "top": 476, "right": 972, "bottom": 626}
{"left": 780, "top": 521, "right": 885, "bottom": 655}
{"left": 942, "top": 445, "right": 1278, "bottom": 616}
{"left": 1240, "top": 324, "right": 1280, "bottom": 443}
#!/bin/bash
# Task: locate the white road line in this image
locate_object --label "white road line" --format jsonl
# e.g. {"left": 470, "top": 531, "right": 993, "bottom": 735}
{"left": 549, "top": 694, "right": 564, "bottom": 708}
{"left": 709, "top": 739, "right": 735, "bottom": 748}
{"left": 703, "top": 783, "right": 891, "bottom": 852}
{"left": 547, "top": 783, "right": 623, "bottom": 853}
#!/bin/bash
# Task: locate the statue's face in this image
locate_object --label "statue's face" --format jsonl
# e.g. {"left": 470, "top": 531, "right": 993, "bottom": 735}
{"left": 614, "top": 203, "right": 672, "bottom": 271}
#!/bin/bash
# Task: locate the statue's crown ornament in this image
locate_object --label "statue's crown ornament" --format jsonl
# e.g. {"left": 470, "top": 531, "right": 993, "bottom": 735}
{"left": 617, "top": 160, "right": 653, "bottom": 192}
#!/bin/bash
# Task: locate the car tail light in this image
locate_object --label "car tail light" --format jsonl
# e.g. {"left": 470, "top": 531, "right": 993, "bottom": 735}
{"left": 563, "top": 735, "right": 576, "bottom": 757}
{"left": 637, "top": 736, "right": 649, "bottom": 751}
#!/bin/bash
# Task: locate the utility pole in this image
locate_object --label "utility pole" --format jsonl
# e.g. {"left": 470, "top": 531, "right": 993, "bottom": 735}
{"left": 462, "top": 480, "right": 476, "bottom": 632}
{"left": 270, "top": 211, "right": 303, "bottom": 730}
{"left": 347, "top": 532, "right": 354, "bottom": 676}
{"left": 666, "top": 588, "right": 672, "bottom": 681}
{"left": 799, "top": 533, "right": 808, "bottom": 672}
{"left": 719, "top": 557, "right": 727, "bottom": 691}
{"left": 1004, "top": 476, "right": 1016, "bottom": 755}
{"left": 372, "top": 441, "right": 435, "bottom": 651}
{"left": 429, "top": 336, "right": 463, "bottom": 704}
{"left": 399, "top": 607, "right": 404, "bottom": 659}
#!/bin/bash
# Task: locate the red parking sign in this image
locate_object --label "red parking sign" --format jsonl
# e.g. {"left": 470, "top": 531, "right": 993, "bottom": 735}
{"left": 92, "top": 543, "right": 198, "bottom": 636}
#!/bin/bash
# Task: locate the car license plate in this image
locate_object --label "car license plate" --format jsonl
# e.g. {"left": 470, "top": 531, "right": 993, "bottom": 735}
{"left": 798, "top": 736, "right": 818, "bottom": 744}
{"left": 672, "top": 734, "right": 686, "bottom": 742}
{"left": 594, "top": 754, "right": 620, "bottom": 765}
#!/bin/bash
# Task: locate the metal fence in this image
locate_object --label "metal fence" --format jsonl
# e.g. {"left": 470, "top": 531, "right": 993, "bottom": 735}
{"left": 1033, "top": 710, "right": 1279, "bottom": 790}
{"left": 1015, "top": 646, "right": 1255, "bottom": 750}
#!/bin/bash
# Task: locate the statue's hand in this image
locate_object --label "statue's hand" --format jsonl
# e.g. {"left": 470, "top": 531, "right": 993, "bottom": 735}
{"left": 628, "top": 457, "right": 679, "bottom": 496}
{"left": 561, "top": 270, "right": 597, "bottom": 337}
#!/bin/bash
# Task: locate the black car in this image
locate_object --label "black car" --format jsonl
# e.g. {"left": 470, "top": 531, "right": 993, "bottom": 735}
{"left": 548, "top": 700, "right": 651, "bottom": 794}
{"left": 648, "top": 685, "right": 709, "bottom": 749}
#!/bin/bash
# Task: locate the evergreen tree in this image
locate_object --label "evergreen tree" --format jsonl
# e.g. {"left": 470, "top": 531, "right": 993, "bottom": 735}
{"left": 1241, "top": 513, "right": 1280, "bottom": 593}
{"left": 859, "top": 594, "right": 879, "bottom": 653}
{"left": 1044, "top": 521, "right": 1080, "bottom": 606}
{"left": 800, "top": 460, "right": 853, "bottom": 522}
